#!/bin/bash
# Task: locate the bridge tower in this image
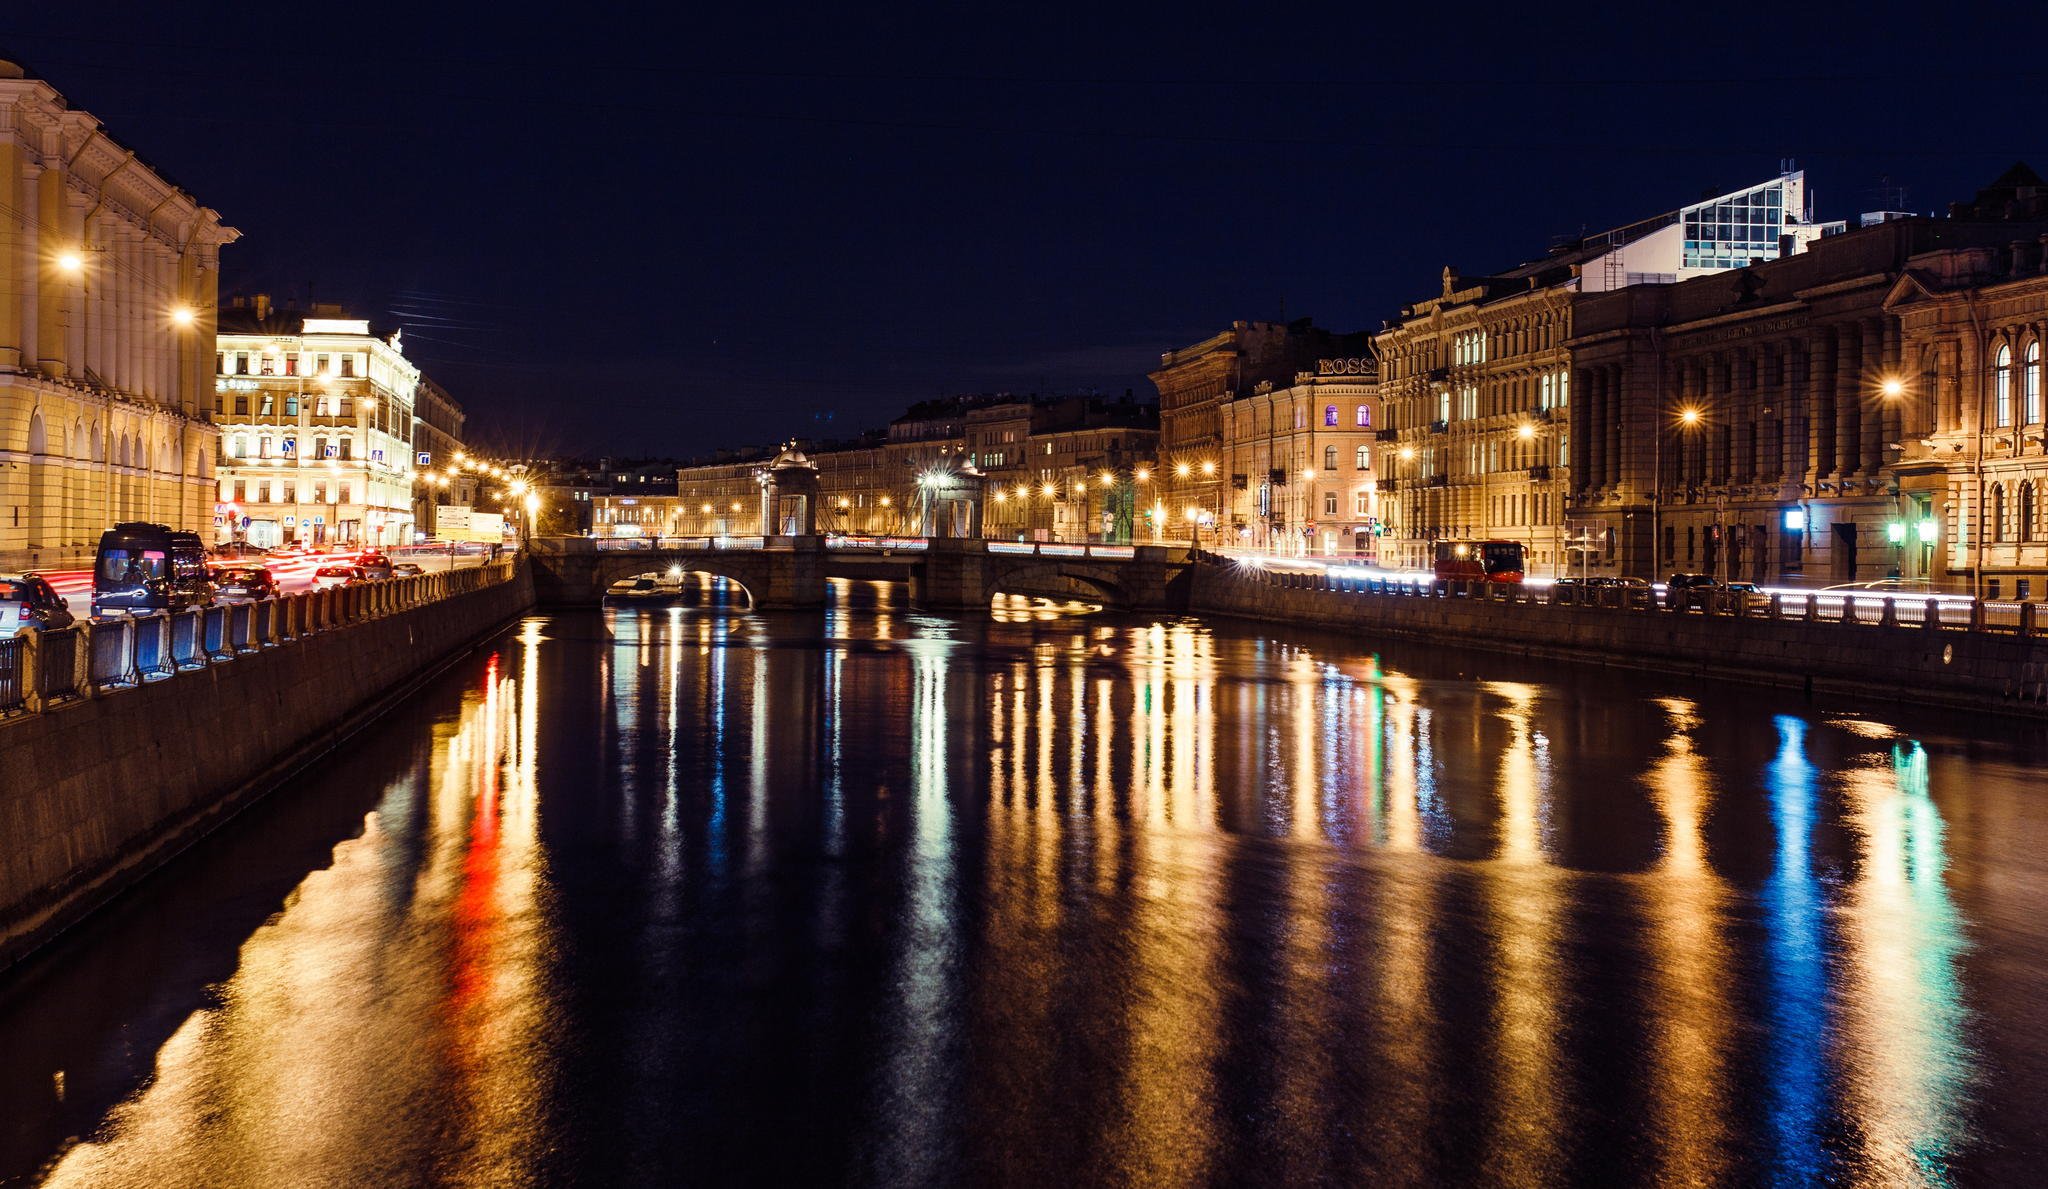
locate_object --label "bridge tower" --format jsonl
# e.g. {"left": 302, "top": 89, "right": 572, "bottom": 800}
{"left": 919, "top": 459, "right": 986, "bottom": 538}
{"left": 757, "top": 444, "right": 821, "bottom": 538}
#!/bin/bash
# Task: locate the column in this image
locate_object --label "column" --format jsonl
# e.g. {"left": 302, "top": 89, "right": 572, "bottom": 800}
{"left": 1835, "top": 322, "right": 1862, "bottom": 477}
{"left": 1584, "top": 366, "right": 1605, "bottom": 492}
{"left": 1605, "top": 365, "right": 1623, "bottom": 491}
{"left": 1570, "top": 367, "right": 1592, "bottom": 493}
{"left": 1780, "top": 343, "right": 1805, "bottom": 483}
{"left": 1860, "top": 319, "right": 1886, "bottom": 473}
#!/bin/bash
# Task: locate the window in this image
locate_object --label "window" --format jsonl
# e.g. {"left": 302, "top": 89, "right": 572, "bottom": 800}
{"left": 340, "top": 437, "right": 353, "bottom": 460}
{"left": 339, "top": 484, "right": 351, "bottom": 504}
{"left": 314, "top": 482, "right": 327, "bottom": 504}
{"left": 259, "top": 394, "right": 274, "bottom": 416}
{"left": 1355, "top": 446, "right": 1369, "bottom": 470}
{"left": 235, "top": 352, "right": 250, "bottom": 375}
{"left": 234, "top": 395, "right": 249, "bottom": 416}
{"left": 1993, "top": 484, "right": 2008, "bottom": 542}
{"left": 259, "top": 354, "right": 276, "bottom": 377}
{"left": 285, "top": 396, "right": 299, "bottom": 416}
{"left": 1436, "top": 390, "right": 1450, "bottom": 423}
{"left": 285, "top": 353, "right": 299, "bottom": 377}
{"left": 230, "top": 434, "right": 247, "bottom": 459}
{"left": 258, "top": 435, "right": 272, "bottom": 458}
{"left": 1996, "top": 344, "right": 2013, "bottom": 427}
{"left": 1354, "top": 492, "right": 1370, "bottom": 515}
{"left": 1540, "top": 375, "right": 1553, "bottom": 409}
{"left": 281, "top": 482, "right": 295, "bottom": 503}
{"left": 234, "top": 481, "right": 247, "bottom": 503}
{"left": 1324, "top": 404, "right": 1338, "bottom": 427}
{"left": 2024, "top": 481, "right": 2039, "bottom": 542}
{"left": 1323, "top": 445, "right": 1337, "bottom": 471}
{"left": 215, "top": 352, "right": 225, "bottom": 375}
{"left": 2028, "top": 342, "right": 2043, "bottom": 425}
{"left": 315, "top": 353, "right": 331, "bottom": 375}
{"left": 1355, "top": 405, "right": 1371, "bottom": 428}
{"left": 340, "top": 355, "right": 357, "bottom": 378}
{"left": 1323, "top": 492, "right": 1338, "bottom": 516}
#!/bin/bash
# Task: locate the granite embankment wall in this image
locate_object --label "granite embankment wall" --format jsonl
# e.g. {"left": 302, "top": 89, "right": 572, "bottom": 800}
{"left": 0, "top": 561, "right": 537, "bottom": 972}
{"left": 1190, "top": 560, "right": 2048, "bottom": 715}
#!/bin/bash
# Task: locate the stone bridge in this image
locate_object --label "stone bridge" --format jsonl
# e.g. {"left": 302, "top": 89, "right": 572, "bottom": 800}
{"left": 524, "top": 536, "right": 1193, "bottom": 613}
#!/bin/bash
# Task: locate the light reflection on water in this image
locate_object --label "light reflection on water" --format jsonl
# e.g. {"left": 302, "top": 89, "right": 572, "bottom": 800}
{"left": 10, "top": 585, "right": 2041, "bottom": 1185}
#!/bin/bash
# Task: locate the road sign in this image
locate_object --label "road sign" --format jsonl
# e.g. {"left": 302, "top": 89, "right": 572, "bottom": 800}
{"left": 312, "top": 515, "right": 325, "bottom": 525}
{"left": 240, "top": 515, "right": 251, "bottom": 528}
{"left": 417, "top": 451, "right": 432, "bottom": 466}
{"left": 283, "top": 516, "right": 296, "bottom": 527}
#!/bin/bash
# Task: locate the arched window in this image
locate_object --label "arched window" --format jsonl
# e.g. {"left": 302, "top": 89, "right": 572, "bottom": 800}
{"left": 26, "top": 410, "right": 46, "bottom": 455}
{"left": 1323, "top": 445, "right": 1338, "bottom": 471}
{"left": 2023, "top": 481, "right": 2039, "bottom": 542}
{"left": 1355, "top": 446, "right": 1369, "bottom": 471}
{"left": 1995, "top": 343, "right": 2013, "bottom": 427}
{"left": 2028, "top": 341, "right": 2043, "bottom": 425}
{"left": 1992, "top": 484, "right": 2009, "bottom": 542}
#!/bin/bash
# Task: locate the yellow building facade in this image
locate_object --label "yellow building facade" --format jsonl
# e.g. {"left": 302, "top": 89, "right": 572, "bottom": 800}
{"left": 1220, "top": 359, "right": 1381, "bottom": 556}
{"left": 0, "top": 59, "right": 238, "bottom": 566}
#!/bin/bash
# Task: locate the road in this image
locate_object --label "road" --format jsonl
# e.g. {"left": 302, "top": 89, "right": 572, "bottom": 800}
{"left": 33, "top": 546, "right": 492, "bottom": 616}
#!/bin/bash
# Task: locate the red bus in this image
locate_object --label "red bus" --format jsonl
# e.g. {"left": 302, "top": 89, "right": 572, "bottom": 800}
{"left": 1433, "top": 539, "right": 1526, "bottom": 584}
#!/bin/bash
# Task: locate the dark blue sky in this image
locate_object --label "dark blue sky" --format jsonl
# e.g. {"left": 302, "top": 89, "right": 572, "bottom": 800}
{"left": 8, "top": 2, "right": 2042, "bottom": 455}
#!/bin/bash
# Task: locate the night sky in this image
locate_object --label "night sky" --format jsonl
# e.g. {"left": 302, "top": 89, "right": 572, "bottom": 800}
{"left": 7, "top": 3, "right": 2042, "bottom": 456}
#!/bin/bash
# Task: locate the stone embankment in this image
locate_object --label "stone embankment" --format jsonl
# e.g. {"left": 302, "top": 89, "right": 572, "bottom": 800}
{"left": 0, "top": 559, "right": 536, "bottom": 971}
{"left": 1189, "top": 554, "right": 2048, "bottom": 715}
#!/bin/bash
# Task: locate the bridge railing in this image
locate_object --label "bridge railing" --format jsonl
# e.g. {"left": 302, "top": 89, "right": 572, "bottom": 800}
{"left": 987, "top": 541, "right": 1137, "bottom": 559}
{"left": 0, "top": 556, "right": 519, "bottom": 722}
{"left": 596, "top": 535, "right": 767, "bottom": 551}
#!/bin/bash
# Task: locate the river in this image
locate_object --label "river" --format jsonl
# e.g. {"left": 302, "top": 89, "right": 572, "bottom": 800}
{"left": 4, "top": 579, "right": 2045, "bottom": 1185}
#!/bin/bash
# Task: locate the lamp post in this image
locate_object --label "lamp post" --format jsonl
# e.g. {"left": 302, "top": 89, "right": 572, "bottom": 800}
{"left": 1652, "top": 406, "right": 1703, "bottom": 578}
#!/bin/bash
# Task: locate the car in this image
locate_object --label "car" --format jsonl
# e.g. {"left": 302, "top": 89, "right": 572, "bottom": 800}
{"left": 1666, "top": 572, "right": 1719, "bottom": 609}
{"left": 355, "top": 550, "right": 394, "bottom": 580}
{"left": 309, "top": 565, "right": 364, "bottom": 591}
{"left": 1723, "top": 581, "right": 1770, "bottom": 611}
{"left": 1, "top": 573, "right": 75, "bottom": 634}
{"left": 211, "top": 541, "right": 267, "bottom": 562}
{"left": 92, "top": 523, "right": 213, "bottom": 618}
{"left": 215, "top": 566, "right": 280, "bottom": 601}
{"left": 390, "top": 563, "right": 425, "bottom": 578}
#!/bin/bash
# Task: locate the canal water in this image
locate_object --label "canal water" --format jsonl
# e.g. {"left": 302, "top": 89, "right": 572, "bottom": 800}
{"left": 4, "top": 580, "right": 2047, "bottom": 1186}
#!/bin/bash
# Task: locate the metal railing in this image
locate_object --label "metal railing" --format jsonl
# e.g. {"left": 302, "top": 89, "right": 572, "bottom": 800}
{"left": 0, "top": 557, "right": 518, "bottom": 723}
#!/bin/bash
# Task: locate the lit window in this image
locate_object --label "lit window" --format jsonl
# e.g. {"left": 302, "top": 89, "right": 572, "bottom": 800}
{"left": 1355, "top": 446, "right": 1369, "bottom": 470}
{"left": 1996, "top": 344, "right": 2014, "bottom": 427}
{"left": 2027, "top": 341, "right": 2043, "bottom": 425}
{"left": 1355, "top": 405, "right": 1370, "bottom": 427}
{"left": 1324, "top": 404, "right": 1338, "bottom": 427}
{"left": 1323, "top": 492, "right": 1338, "bottom": 516}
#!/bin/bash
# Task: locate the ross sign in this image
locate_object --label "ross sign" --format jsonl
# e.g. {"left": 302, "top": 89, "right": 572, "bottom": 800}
{"left": 1316, "top": 358, "right": 1374, "bottom": 376}
{"left": 416, "top": 451, "right": 432, "bottom": 466}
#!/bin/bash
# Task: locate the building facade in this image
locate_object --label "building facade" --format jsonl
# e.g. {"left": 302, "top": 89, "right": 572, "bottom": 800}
{"left": 213, "top": 299, "right": 422, "bottom": 547}
{"left": 1376, "top": 169, "right": 1833, "bottom": 576}
{"left": 1569, "top": 188, "right": 2048, "bottom": 586}
{"left": 1150, "top": 320, "right": 1365, "bottom": 529}
{"left": 0, "top": 58, "right": 238, "bottom": 566}
{"left": 1885, "top": 165, "right": 2048, "bottom": 598}
{"left": 1220, "top": 358, "right": 1382, "bottom": 556}
{"left": 410, "top": 375, "right": 472, "bottom": 538}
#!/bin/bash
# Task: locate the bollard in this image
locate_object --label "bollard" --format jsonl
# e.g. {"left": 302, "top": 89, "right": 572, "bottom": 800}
{"left": 2025, "top": 603, "right": 2039, "bottom": 638}
{"left": 1880, "top": 598, "right": 1898, "bottom": 628}
{"left": 1924, "top": 598, "right": 1943, "bottom": 632}
{"left": 1970, "top": 601, "right": 1986, "bottom": 632}
{"left": 1804, "top": 594, "right": 1819, "bottom": 622}
{"left": 1768, "top": 593, "right": 1782, "bottom": 619}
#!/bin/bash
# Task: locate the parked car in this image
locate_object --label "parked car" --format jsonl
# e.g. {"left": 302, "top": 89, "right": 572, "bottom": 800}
{"left": 210, "top": 541, "right": 268, "bottom": 562}
{"left": 355, "top": 549, "right": 394, "bottom": 580}
{"left": 1723, "top": 581, "right": 1770, "bottom": 611}
{"left": 215, "top": 566, "right": 280, "bottom": 601}
{"left": 391, "top": 562, "right": 425, "bottom": 578}
{"left": 1, "top": 573, "right": 75, "bottom": 634}
{"left": 310, "top": 565, "right": 364, "bottom": 591}
{"left": 1666, "top": 572, "right": 1718, "bottom": 609}
{"left": 92, "top": 522, "right": 213, "bottom": 618}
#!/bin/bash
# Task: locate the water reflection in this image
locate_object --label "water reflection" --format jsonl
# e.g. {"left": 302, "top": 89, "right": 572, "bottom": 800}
{"left": 4, "top": 593, "right": 2040, "bottom": 1185}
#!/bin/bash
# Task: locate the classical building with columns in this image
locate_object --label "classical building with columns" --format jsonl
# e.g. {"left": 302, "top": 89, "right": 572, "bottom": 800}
{"left": 1219, "top": 357, "right": 1382, "bottom": 557}
{"left": 1885, "top": 164, "right": 2048, "bottom": 599}
{"left": 0, "top": 58, "right": 238, "bottom": 567}
{"left": 1376, "top": 170, "right": 1823, "bottom": 576}
{"left": 1568, "top": 182, "right": 2048, "bottom": 586}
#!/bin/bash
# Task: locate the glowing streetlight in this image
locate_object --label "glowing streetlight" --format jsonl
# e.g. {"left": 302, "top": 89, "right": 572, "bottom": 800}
{"left": 1174, "top": 462, "right": 1191, "bottom": 478}
{"left": 1134, "top": 467, "right": 1150, "bottom": 482}
{"left": 169, "top": 306, "right": 195, "bottom": 328}
{"left": 1880, "top": 377, "right": 1905, "bottom": 399}
{"left": 1517, "top": 422, "right": 1535, "bottom": 440}
{"left": 1099, "top": 471, "right": 1115, "bottom": 487}
{"left": 56, "top": 251, "right": 83, "bottom": 274}
{"left": 1398, "top": 446, "right": 1416, "bottom": 461}
{"left": 994, "top": 489, "right": 1008, "bottom": 503}
{"left": 700, "top": 502, "right": 713, "bottom": 514}
{"left": 1679, "top": 407, "right": 1702, "bottom": 427}
{"left": 1199, "top": 460, "right": 1216, "bottom": 477}
{"left": 878, "top": 495, "right": 892, "bottom": 508}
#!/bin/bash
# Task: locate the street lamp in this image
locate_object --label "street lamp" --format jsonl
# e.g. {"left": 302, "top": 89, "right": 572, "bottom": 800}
{"left": 1652, "top": 406, "right": 1705, "bottom": 578}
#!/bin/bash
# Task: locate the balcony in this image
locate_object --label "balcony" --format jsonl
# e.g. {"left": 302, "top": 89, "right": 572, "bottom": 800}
{"left": 1374, "top": 428, "right": 1400, "bottom": 442}
{"left": 1428, "top": 420, "right": 1448, "bottom": 435}
{"left": 1528, "top": 464, "right": 1553, "bottom": 480}
{"left": 1426, "top": 474, "right": 1449, "bottom": 488}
